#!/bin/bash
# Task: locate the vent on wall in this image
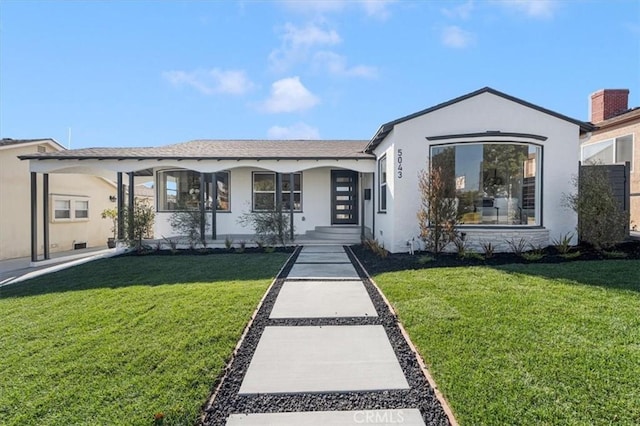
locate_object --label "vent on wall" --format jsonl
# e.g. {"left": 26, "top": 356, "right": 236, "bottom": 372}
{"left": 73, "top": 242, "right": 87, "bottom": 250}
{"left": 37, "top": 145, "right": 47, "bottom": 153}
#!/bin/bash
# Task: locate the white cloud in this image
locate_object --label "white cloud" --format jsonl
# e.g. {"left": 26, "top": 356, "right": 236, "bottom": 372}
{"left": 269, "top": 22, "right": 341, "bottom": 72}
{"left": 442, "top": 0, "right": 475, "bottom": 20}
{"left": 441, "top": 25, "right": 475, "bottom": 49}
{"left": 359, "top": 0, "right": 397, "bottom": 20}
{"left": 267, "top": 122, "right": 320, "bottom": 139}
{"left": 261, "top": 76, "right": 320, "bottom": 113}
{"left": 163, "top": 68, "right": 254, "bottom": 95}
{"left": 279, "top": 0, "right": 396, "bottom": 19}
{"left": 492, "top": 0, "right": 557, "bottom": 19}
{"left": 313, "top": 51, "right": 378, "bottom": 78}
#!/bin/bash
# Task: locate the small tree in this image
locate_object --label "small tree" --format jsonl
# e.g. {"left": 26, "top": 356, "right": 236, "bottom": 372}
{"left": 169, "top": 207, "right": 209, "bottom": 249}
{"left": 124, "top": 198, "right": 155, "bottom": 251}
{"left": 101, "top": 208, "right": 118, "bottom": 240}
{"left": 564, "top": 165, "right": 627, "bottom": 250}
{"left": 417, "top": 164, "right": 458, "bottom": 253}
{"left": 238, "top": 202, "right": 294, "bottom": 247}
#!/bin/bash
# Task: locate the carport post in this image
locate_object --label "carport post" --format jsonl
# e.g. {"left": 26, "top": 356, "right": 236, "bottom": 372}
{"left": 43, "top": 173, "right": 50, "bottom": 260}
{"left": 117, "top": 173, "right": 125, "bottom": 240}
{"left": 199, "top": 172, "right": 206, "bottom": 242}
{"left": 128, "top": 173, "right": 134, "bottom": 241}
{"left": 289, "top": 172, "right": 294, "bottom": 241}
{"left": 211, "top": 173, "right": 217, "bottom": 240}
{"left": 30, "top": 172, "right": 38, "bottom": 262}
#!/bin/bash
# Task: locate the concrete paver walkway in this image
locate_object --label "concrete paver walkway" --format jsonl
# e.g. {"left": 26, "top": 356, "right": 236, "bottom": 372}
{"left": 226, "top": 244, "right": 428, "bottom": 425}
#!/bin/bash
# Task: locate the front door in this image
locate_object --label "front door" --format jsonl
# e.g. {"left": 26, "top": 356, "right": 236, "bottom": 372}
{"left": 331, "top": 170, "right": 358, "bottom": 225}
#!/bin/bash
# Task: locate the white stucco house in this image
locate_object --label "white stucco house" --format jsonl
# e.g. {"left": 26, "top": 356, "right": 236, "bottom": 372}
{"left": 20, "top": 87, "right": 593, "bottom": 256}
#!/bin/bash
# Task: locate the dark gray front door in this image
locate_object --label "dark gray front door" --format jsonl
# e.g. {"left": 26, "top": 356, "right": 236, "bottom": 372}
{"left": 331, "top": 170, "right": 358, "bottom": 225}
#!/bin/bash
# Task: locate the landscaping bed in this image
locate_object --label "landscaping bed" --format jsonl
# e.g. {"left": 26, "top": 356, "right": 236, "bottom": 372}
{"left": 351, "top": 240, "right": 640, "bottom": 275}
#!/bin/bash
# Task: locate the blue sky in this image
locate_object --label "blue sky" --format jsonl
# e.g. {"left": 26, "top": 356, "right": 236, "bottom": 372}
{"left": 1, "top": 0, "right": 638, "bottom": 148}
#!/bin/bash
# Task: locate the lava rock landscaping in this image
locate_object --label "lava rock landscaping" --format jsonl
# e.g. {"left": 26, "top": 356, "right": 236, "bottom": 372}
{"left": 200, "top": 246, "right": 450, "bottom": 425}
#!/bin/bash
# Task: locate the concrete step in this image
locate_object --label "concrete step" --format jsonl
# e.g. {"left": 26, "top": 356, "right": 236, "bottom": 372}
{"left": 304, "top": 231, "right": 361, "bottom": 241}
{"left": 313, "top": 225, "right": 361, "bottom": 235}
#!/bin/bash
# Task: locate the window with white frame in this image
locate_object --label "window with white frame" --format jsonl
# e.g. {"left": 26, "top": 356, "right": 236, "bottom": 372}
{"left": 75, "top": 200, "right": 89, "bottom": 218}
{"left": 252, "top": 172, "right": 302, "bottom": 211}
{"left": 378, "top": 155, "right": 387, "bottom": 212}
{"left": 582, "top": 135, "right": 634, "bottom": 170}
{"left": 51, "top": 196, "right": 90, "bottom": 222}
{"left": 157, "top": 169, "right": 230, "bottom": 211}
{"left": 54, "top": 200, "right": 71, "bottom": 219}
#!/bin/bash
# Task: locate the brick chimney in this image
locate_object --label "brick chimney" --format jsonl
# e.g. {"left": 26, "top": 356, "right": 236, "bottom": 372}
{"left": 590, "top": 89, "right": 629, "bottom": 123}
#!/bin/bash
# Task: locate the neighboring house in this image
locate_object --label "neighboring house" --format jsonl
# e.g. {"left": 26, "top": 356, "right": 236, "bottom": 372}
{"left": 19, "top": 87, "right": 593, "bottom": 254}
{"left": 581, "top": 89, "right": 639, "bottom": 230}
{"left": 0, "top": 138, "right": 116, "bottom": 260}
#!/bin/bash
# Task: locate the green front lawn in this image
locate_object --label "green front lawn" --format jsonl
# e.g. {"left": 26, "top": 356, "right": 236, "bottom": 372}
{"left": 374, "top": 260, "right": 640, "bottom": 425}
{"left": 0, "top": 253, "right": 289, "bottom": 425}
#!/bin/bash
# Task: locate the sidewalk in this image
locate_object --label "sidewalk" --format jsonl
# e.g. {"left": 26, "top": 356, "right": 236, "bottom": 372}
{"left": 0, "top": 247, "right": 119, "bottom": 287}
{"left": 204, "top": 245, "right": 454, "bottom": 425}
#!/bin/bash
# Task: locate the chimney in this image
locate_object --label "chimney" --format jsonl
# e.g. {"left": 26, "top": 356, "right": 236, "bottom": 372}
{"left": 590, "top": 89, "right": 629, "bottom": 123}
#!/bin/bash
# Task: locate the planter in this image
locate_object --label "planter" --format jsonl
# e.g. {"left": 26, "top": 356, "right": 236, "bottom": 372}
{"left": 107, "top": 238, "right": 116, "bottom": 249}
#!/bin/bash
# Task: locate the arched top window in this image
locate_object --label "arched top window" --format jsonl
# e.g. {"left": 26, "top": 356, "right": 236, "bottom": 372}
{"left": 430, "top": 142, "right": 541, "bottom": 226}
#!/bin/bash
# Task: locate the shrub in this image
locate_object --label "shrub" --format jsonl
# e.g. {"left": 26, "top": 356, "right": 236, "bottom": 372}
{"left": 161, "top": 236, "right": 178, "bottom": 254}
{"left": 224, "top": 235, "right": 234, "bottom": 250}
{"left": 552, "top": 232, "right": 574, "bottom": 254}
{"left": 417, "top": 254, "right": 434, "bottom": 264}
{"left": 168, "top": 207, "right": 208, "bottom": 250}
{"left": 124, "top": 198, "right": 155, "bottom": 252}
{"left": 452, "top": 236, "right": 468, "bottom": 259}
{"left": 602, "top": 250, "right": 628, "bottom": 259}
{"left": 237, "top": 206, "right": 294, "bottom": 247}
{"left": 506, "top": 237, "right": 528, "bottom": 256}
{"left": 559, "top": 251, "right": 581, "bottom": 260}
{"left": 480, "top": 241, "right": 495, "bottom": 259}
{"left": 363, "top": 239, "right": 389, "bottom": 258}
{"left": 417, "top": 164, "right": 458, "bottom": 254}
{"left": 564, "top": 165, "right": 628, "bottom": 250}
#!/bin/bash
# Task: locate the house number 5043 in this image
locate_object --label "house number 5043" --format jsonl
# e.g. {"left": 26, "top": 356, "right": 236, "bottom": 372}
{"left": 397, "top": 149, "right": 403, "bottom": 178}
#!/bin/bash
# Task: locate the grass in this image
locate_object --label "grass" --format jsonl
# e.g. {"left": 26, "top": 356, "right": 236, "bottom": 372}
{"left": 0, "top": 253, "right": 289, "bottom": 425}
{"left": 374, "top": 260, "right": 640, "bottom": 425}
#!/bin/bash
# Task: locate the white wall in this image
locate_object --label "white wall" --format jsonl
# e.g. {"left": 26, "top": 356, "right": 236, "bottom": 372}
{"left": 154, "top": 166, "right": 355, "bottom": 239}
{"left": 373, "top": 91, "right": 582, "bottom": 253}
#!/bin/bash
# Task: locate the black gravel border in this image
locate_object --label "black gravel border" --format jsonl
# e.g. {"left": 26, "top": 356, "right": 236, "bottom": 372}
{"left": 201, "top": 246, "right": 450, "bottom": 425}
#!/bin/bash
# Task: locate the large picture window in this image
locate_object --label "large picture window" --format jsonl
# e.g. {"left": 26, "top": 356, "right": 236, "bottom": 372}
{"left": 378, "top": 155, "right": 387, "bottom": 212}
{"left": 252, "top": 172, "right": 302, "bottom": 211}
{"left": 431, "top": 143, "right": 541, "bottom": 226}
{"left": 157, "top": 169, "right": 230, "bottom": 211}
{"left": 582, "top": 135, "right": 633, "bottom": 170}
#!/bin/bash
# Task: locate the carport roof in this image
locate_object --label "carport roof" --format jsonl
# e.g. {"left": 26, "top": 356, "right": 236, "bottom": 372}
{"left": 19, "top": 139, "right": 374, "bottom": 161}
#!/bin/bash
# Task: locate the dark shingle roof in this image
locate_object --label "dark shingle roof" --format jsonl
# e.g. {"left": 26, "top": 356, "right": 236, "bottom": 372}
{"left": 365, "top": 87, "right": 596, "bottom": 153}
{"left": 19, "top": 139, "right": 373, "bottom": 161}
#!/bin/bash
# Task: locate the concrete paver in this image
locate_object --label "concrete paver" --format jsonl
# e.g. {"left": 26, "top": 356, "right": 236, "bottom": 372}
{"left": 226, "top": 409, "right": 426, "bottom": 425}
{"left": 295, "top": 252, "right": 351, "bottom": 263}
{"left": 238, "top": 325, "right": 409, "bottom": 394}
{"left": 288, "top": 262, "right": 359, "bottom": 279}
{"left": 270, "top": 281, "right": 377, "bottom": 318}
